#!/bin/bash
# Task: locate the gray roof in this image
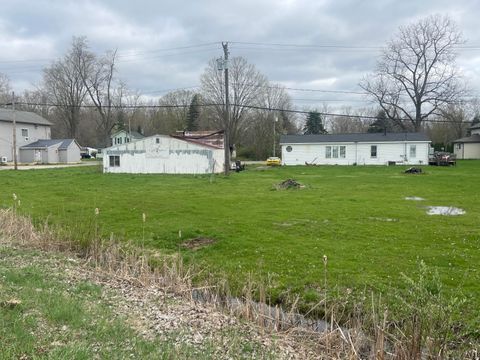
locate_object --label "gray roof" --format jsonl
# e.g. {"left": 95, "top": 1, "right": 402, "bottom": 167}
{"left": 0, "top": 108, "right": 52, "bottom": 126}
{"left": 280, "top": 132, "right": 430, "bottom": 144}
{"left": 452, "top": 134, "right": 480, "bottom": 144}
{"left": 20, "top": 139, "right": 77, "bottom": 150}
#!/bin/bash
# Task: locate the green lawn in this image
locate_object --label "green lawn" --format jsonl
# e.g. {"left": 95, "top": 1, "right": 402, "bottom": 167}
{"left": 2, "top": 162, "right": 479, "bottom": 324}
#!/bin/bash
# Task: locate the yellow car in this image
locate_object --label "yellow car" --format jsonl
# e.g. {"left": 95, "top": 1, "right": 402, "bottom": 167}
{"left": 266, "top": 157, "right": 281, "bottom": 166}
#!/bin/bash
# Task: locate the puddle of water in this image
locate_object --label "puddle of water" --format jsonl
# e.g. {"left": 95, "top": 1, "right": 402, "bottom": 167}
{"left": 405, "top": 196, "right": 425, "bottom": 201}
{"left": 427, "top": 206, "right": 465, "bottom": 216}
{"left": 192, "top": 289, "right": 329, "bottom": 333}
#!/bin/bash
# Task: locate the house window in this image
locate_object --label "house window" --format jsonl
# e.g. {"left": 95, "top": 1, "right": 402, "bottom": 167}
{"left": 332, "top": 146, "right": 339, "bottom": 158}
{"left": 21, "top": 128, "right": 28, "bottom": 137}
{"left": 286, "top": 145, "right": 292, "bottom": 152}
{"left": 326, "top": 145, "right": 346, "bottom": 159}
{"left": 109, "top": 155, "right": 120, "bottom": 167}
{"left": 156, "top": 138, "right": 160, "bottom": 144}
{"left": 371, "top": 145, "right": 377, "bottom": 158}
{"left": 409, "top": 145, "right": 416, "bottom": 158}
{"left": 325, "top": 146, "right": 332, "bottom": 158}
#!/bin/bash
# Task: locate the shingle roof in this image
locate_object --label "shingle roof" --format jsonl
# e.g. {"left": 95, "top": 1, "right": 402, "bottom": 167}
{"left": 0, "top": 108, "right": 52, "bottom": 126}
{"left": 20, "top": 139, "right": 77, "bottom": 149}
{"left": 280, "top": 132, "right": 430, "bottom": 144}
{"left": 452, "top": 134, "right": 480, "bottom": 143}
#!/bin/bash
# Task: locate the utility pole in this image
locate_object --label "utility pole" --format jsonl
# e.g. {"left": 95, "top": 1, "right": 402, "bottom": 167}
{"left": 222, "top": 42, "right": 230, "bottom": 175}
{"left": 273, "top": 115, "right": 279, "bottom": 157}
{"left": 12, "top": 91, "right": 17, "bottom": 170}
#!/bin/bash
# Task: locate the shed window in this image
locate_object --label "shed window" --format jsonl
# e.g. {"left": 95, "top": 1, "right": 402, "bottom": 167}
{"left": 409, "top": 145, "right": 417, "bottom": 158}
{"left": 456, "top": 143, "right": 462, "bottom": 149}
{"left": 371, "top": 145, "right": 377, "bottom": 158}
{"left": 156, "top": 138, "right": 160, "bottom": 144}
{"left": 109, "top": 155, "right": 120, "bottom": 167}
{"left": 21, "top": 128, "right": 28, "bottom": 137}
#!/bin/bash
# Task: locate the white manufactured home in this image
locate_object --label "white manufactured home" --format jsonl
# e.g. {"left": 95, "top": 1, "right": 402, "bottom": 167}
{"left": 103, "top": 134, "right": 225, "bottom": 174}
{"left": 280, "top": 133, "right": 431, "bottom": 166}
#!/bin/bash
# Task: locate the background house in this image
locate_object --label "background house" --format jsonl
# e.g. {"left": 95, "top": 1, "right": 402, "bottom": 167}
{"left": 110, "top": 129, "right": 144, "bottom": 146}
{"left": 103, "top": 131, "right": 225, "bottom": 174}
{"left": 452, "top": 123, "right": 480, "bottom": 159}
{"left": 0, "top": 109, "right": 52, "bottom": 162}
{"left": 19, "top": 139, "right": 81, "bottom": 164}
{"left": 280, "top": 133, "right": 431, "bottom": 166}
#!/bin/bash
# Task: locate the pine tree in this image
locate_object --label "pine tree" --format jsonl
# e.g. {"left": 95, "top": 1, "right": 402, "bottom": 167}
{"left": 186, "top": 94, "right": 201, "bottom": 131}
{"left": 303, "top": 111, "right": 327, "bottom": 134}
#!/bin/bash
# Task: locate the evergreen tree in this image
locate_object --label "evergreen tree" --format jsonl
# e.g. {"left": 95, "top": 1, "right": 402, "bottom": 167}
{"left": 303, "top": 111, "right": 327, "bottom": 134}
{"left": 368, "top": 110, "right": 388, "bottom": 133}
{"left": 186, "top": 94, "right": 201, "bottom": 131}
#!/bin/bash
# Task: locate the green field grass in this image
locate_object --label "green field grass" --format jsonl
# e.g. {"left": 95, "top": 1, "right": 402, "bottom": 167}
{"left": 1, "top": 162, "right": 479, "bottom": 326}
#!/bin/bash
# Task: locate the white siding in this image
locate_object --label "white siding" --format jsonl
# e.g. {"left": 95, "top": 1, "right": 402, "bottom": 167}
{"left": 103, "top": 135, "right": 225, "bottom": 174}
{"left": 0, "top": 121, "right": 51, "bottom": 161}
{"left": 281, "top": 141, "right": 430, "bottom": 166}
{"left": 454, "top": 143, "right": 480, "bottom": 159}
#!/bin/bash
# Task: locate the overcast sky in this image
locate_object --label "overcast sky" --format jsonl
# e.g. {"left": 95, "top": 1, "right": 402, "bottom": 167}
{"left": 1, "top": 0, "right": 479, "bottom": 112}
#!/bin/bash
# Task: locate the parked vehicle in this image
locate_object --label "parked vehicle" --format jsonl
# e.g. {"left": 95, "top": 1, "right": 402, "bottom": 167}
{"left": 230, "top": 160, "right": 245, "bottom": 172}
{"left": 428, "top": 151, "right": 456, "bottom": 166}
{"left": 266, "top": 157, "right": 281, "bottom": 166}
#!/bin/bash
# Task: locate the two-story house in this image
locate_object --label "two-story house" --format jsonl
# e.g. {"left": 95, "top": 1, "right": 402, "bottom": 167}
{"left": 0, "top": 109, "right": 52, "bottom": 162}
{"left": 110, "top": 130, "right": 144, "bottom": 146}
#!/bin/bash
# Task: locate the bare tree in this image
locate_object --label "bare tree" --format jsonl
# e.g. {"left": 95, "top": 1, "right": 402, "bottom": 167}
{"left": 200, "top": 56, "right": 267, "bottom": 145}
{"left": 0, "top": 73, "right": 11, "bottom": 105}
{"left": 43, "top": 37, "right": 89, "bottom": 138}
{"left": 78, "top": 45, "right": 121, "bottom": 146}
{"left": 243, "top": 84, "right": 293, "bottom": 159}
{"left": 360, "top": 15, "right": 466, "bottom": 131}
{"left": 328, "top": 106, "right": 371, "bottom": 133}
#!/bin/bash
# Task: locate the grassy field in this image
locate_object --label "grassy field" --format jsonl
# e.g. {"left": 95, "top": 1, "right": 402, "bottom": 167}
{"left": 1, "top": 162, "right": 479, "bottom": 328}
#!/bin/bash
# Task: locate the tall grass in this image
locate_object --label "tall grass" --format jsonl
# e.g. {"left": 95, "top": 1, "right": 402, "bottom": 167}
{"left": 1, "top": 208, "right": 478, "bottom": 358}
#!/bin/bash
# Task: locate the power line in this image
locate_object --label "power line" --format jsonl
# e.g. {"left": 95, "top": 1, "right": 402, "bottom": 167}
{"left": 116, "top": 42, "right": 220, "bottom": 58}
{"left": 230, "top": 41, "right": 382, "bottom": 50}
{"left": 230, "top": 41, "right": 480, "bottom": 51}
{"left": 5, "top": 101, "right": 475, "bottom": 124}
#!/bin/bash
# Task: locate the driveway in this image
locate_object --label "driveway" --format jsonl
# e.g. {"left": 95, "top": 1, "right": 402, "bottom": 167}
{"left": 0, "top": 161, "right": 101, "bottom": 171}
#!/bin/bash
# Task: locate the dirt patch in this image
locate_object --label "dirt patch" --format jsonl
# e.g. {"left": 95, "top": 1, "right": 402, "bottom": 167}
{"left": 181, "top": 237, "right": 216, "bottom": 250}
{"left": 275, "top": 179, "right": 304, "bottom": 190}
{"left": 427, "top": 206, "right": 465, "bottom": 216}
{"left": 404, "top": 167, "right": 423, "bottom": 174}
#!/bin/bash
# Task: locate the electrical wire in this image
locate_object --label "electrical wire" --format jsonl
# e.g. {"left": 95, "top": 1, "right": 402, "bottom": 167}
{"left": 3, "top": 101, "right": 475, "bottom": 124}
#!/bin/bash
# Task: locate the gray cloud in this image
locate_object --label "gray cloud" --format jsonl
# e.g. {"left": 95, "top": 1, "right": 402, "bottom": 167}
{"left": 0, "top": 0, "right": 478, "bottom": 110}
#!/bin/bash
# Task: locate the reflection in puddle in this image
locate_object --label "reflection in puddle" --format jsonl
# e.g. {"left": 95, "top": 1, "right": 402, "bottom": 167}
{"left": 427, "top": 206, "right": 465, "bottom": 216}
{"left": 405, "top": 196, "right": 425, "bottom": 201}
